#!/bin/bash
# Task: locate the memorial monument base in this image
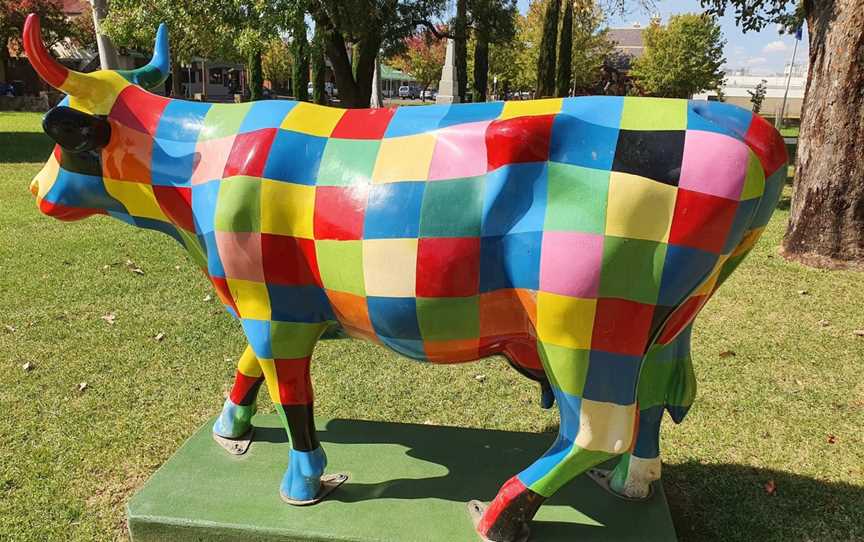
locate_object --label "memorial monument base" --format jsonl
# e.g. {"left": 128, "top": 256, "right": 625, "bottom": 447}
{"left": 127, "top": 415, "right": 677, "bottom": 541}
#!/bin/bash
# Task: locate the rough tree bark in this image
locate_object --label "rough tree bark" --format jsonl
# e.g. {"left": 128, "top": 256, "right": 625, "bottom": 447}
{"left": 536, "top": 0, "right": 561, "bottom": 98}
{"left": 473, "top": 35, "right": 489, "bottom": 102}
{"left": 320, "top": 30, "right": 379, "bottom": 108}
{"left": 782, "top": 0, "right": 864, "bottom": 267}
{"left": 89, "top": 0, "right": 119, "bottom": 69}
{"left": 556, "top": 0, "right": 573, "bottom": 97}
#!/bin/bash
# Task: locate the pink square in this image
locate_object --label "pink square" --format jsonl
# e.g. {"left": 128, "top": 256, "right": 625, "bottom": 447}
{"left": 191, "top": 136, "right": 236, "bottom": 185}
{"left": 540, "top": 232, "right": 604, "bottom": 298}
{"left": 428, "top": 121, "right": 490, "bottom": 181}
{"left": 679, "top": 130, "right": 749, "bottom": 200}
{"left": 215, "top": 231, "right": 265, "bottom": 281}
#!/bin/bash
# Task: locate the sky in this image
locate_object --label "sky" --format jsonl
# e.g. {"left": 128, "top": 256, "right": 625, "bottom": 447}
{"left": 514, "top": 0, "right": 808, "bottom": 75}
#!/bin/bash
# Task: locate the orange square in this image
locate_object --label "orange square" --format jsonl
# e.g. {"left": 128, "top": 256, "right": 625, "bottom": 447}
{"left": 424, "top": 338, "right": 480, "bottom": 363}
{"left": 103, "top": 124, "right": 152, "bottom": 183}
{"left": 326, "top": 290, "right": 374, "bottom": 337}
{"left": 479, "top": 289, "right": 535, "bottom": 338}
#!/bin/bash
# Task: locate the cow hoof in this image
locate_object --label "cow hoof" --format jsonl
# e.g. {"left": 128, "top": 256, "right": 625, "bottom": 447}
{"left": 212, "top": 427, "right": 254, "bottom": 455}
{"left": 467, "top": 500, "right": 530, "bottom": 542}
{"left": 280, "top": 472, "right": 348, "bottom": 506}
{"left": 587, "top": 468, "right": 654, "bottom": 501}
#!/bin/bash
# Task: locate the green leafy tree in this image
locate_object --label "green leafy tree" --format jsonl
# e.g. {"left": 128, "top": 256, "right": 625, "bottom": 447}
{"left": 747, "top": 79, "right": 767, "bottom": 114}
{"left": 311, "top": 25, "right": 326, "bottom": 104}
{"left": 1, "top": 0, "right": 73, "bottom": 83}
{"left": 469, "top": 0, "right": 518, "bottom": 102}
{"left": 535, "top": 0, "right": 560, "bottom": 97}
{"left": 628, "top": 13, "right": 725, "bottom": 98}
{"left": 289, "top": 4, "right": 309, "bottom": 101}
{"left": 390, "top": 30, "right": 446, "bottom": 99}
{"left": 569, "top": 0, "right": 613, "bottom": 94}
{"left": 555, "top": 0, "right": 572, "bottom": 97}
{"left": 262, "top": 38, "right": 292, "bottom": 91}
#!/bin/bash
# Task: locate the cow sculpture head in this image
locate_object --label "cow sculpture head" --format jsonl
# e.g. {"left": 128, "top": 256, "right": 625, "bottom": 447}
{"left": 26, "top": 14, "right": 170, "bottom": 222}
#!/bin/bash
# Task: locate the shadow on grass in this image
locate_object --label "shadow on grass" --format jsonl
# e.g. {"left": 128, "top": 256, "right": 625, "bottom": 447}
{"left": 254, "top": 418, "right": 863, "bottom": 540}
{"left": 777, "top": 195, "right": 791, "bottom": 211}
{"left": 0, "top": 132, "right": 53, "bottom": 163}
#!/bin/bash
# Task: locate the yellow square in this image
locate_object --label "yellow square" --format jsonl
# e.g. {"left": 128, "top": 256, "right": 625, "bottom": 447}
{"left": 619, "top": 97, "right": 687, "bottom": 131}
{"left": 362, "top": 239, "right": 418, "bottom": 297}
{"left": 740, "top": 152, "right": 766, "bottom": 200}
{"left": 575, "top": 399, "right": 637, "bottom": 453}
{"left": 34, "top": 154, "right": 60, "bottom": 200}
{"left": 499, "top": 98, "right": 563, "bottom": 120}
{"left": 371, "top": 134, "right": 436, "bottom": 183}
{"left": 103, "top": 178, "right": 167, "bottom": 221}
{"left": 605, "top": 172, "right": 678, "bottom": 243}
{"left": 260, "top": 180, "right": 315, "bottom": 238}
{"left": 280, "top": 102, "right": 345, "bottom": 137}
{"left": 693, "top": 255, "right": 727, "bottom": 296}
{"left": 227, "top": 278, "right": 271, "bottom": 320}
{"left": 536, "top": 292, "right": 596, "bottom": 349}
{"left": 732, "top": 227, "right": 764, "bottom": 257}
{"left": 69, "top": 71, "right": 130, "bottom": 115}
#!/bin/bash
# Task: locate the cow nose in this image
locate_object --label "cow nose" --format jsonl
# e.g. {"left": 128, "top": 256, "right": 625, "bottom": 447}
{"left": 30, "top": 178, "right": 39, "bottom": 196}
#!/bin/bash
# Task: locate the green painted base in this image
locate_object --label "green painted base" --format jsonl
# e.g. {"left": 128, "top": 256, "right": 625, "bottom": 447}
{"left": 127, "top": 415, "right": 676, "bottom": 541}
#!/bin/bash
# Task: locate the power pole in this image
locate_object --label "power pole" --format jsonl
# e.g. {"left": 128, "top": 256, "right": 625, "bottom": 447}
{"left": 90, "top": 0, "right": 119, "bottom": 69}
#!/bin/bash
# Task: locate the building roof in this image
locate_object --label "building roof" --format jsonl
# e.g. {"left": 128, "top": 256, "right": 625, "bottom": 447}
{"left": 62, "top": 0, "right": 87, "bottom": 15}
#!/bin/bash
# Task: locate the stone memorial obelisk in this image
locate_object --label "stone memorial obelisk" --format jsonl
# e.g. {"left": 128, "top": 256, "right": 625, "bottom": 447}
{"left": 436, "top": 38, "right": 459, "bottom": 104}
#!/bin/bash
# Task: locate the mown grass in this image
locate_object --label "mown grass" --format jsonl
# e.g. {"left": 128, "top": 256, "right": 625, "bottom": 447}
{"left": 1, "top": 111, "right": 862, "bottom": 541}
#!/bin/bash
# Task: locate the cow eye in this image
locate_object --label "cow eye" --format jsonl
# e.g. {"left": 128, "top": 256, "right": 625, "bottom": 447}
{"left": 43, "top": 106, "right": 111, "bottom": 153}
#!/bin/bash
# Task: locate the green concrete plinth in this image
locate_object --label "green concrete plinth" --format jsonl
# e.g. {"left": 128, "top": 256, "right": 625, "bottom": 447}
{"left": 127, "top": 415, "right": 676, "bottom": 541}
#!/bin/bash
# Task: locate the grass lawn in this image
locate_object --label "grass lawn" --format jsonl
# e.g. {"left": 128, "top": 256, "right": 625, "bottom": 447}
{"left": 1, "top": 111, "right": 862, "bottom": 541}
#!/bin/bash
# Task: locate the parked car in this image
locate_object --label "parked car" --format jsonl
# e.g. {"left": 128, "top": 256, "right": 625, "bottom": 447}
{"left": 398, "top": 85, "right": 418, "bottom": 99}
{"left": 306, "top": 82, "right": 339, "bottom": 98}
{"left": 421, "top": 89, "right": 436, "bottom": 100}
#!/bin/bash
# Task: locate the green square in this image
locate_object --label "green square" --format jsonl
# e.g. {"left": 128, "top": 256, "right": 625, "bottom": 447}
{"left": 544, "top": 163, "right": 609, "bottom": 234}
{"left": 416, "top": 296, "right": 479, "bottom": 341}
{"left": 178, "top": 229, "right": 208, "bottom": 269}
{"left": 599, "top": 236, "right": 667, "bottom": 304}
{"left": 271, "top": 321, "right": 325, "bottom": 359}
{"left": 317, "top": 139, "right": 380, "bottom": 186}
{"left": 419, "top": 177, "right": 484, "bottom": 237}
{"left": 200, "top": 103, "right": 253, "bottom": 140}
{"left": 315, "top": 240, "right": 365, "bottom": 295}
{"left": 539, "top": 343, "right": 590, "bottom": 398}
{"left": 637, "top": 344, "right": 678, "bottom": 409}
{"left": 739, "top": 151, "right": 765, "bottom": 200}
{"left": 214, "top": 176, "right": 261, "bottom": 232}
{"left": 619, "top": 97, "right": 687, "bottom": 131}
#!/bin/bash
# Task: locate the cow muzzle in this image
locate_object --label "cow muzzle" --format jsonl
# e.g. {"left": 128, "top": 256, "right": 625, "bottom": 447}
{"left": 43, "top": 106, "right": 111, "bottom": 153}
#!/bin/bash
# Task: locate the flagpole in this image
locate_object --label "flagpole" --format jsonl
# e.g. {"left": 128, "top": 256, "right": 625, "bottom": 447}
{"left": 777, "top": 30, "right": 800, "bottom": 129}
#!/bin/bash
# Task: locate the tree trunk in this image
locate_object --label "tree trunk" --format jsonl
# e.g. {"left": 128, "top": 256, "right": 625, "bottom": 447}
{"left": 311, "top": 27, "right": 326, "bottom": 105}
{"left": 0, "top": 47, "right": 8, "bottom": 85}
{"left": 90, "top": 0, "right": 119, "bottom": 69}
{"left": 291, "top": 22, "right": 310, "bottom": 102}
{"left": 473, "top": 35, "right": 489, "bottom": 102}
{"left": 536, "top": 0, "right": 560, "bottom": 98}
{"left": 455, "top": 0, "right": 468, "bottom": 102}
{"left": 170, "top": 59, "right": 183, "bottom": 97}
{"left": 249, "top": 50, "right": 264, "bottom": 101}
{"left": 556, "top": 0, "right": 573, "bottom": 98}
{"left": 782, "top": 0, "right": 864, "bottom": 267}
{"left": 201, "top": 59, "right": 207, "bottom": 101}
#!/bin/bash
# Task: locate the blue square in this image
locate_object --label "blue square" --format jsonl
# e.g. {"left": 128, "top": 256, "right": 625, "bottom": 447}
{"left": 241, "top": 318, "right": 272, "bottom": 359}
{"left": 561, "top": 96, "right": 624, "bottom": 129}
{"left": 751, "top": 168, "right": 786, "bottom": 229}
{"left": 439, "top": 101, "right": 504, "bottom": 129}
{"left": 262, "top": 129, "right": 327, "bottom": 186}
{"left": 722, "top": 197, "right": 759, "bottom": 253}
{"left": 155, "top": 100, "right": 211, "bottom": 141}
{"left": 151, "top": 138, "right": 196, "bottom": 186}
{"left": 239, "top": 101, "right": 297, "bottom": 133}
{"left": 44, "top": 170, "right": 125, "bottom": 213}
{"left": 687, "top": 100, "right": 752, "bottom": 140}
{"left": 633, "top": 404, "right": 663, "bottom": 458}
{"left": 192, "top": 180, "right": 220, "bottom": 234}
{"left": 132, "top": 217, "right": 183, "bottom": 243}
{"left": 364, "top": 181, "right": 425, "bottom": 239}
{"left": 367, "top": 296, "right": 422, "bottom": 340}
{"left": 268, "top": 285, "right": 334, "bottom": 323}
{"left": 583, "top": 351, "right": 641, "bottom": 405}
{"left": 378, "top": 336, "right": 427, "bottom": 360}
{"left": 200, "top": 232, "right": 225, "bottom": 278}
{"left": 384, "top": 104, "right": 451, "bottom": 138}
{"left": 482, "top": 163, "right": 548, "bottom": 236}
{"left": 549, "top": 113, "right": 620, "bottom": 171}
{"left": 657, "top": 244, "right": 718, "bottom": 306}
{"left": 479, "top": 232, "right": 542, "bottom": 292}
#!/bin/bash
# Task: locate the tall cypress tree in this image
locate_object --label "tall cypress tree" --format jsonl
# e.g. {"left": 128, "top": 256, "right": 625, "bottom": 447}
{"left": 536, "top": 0, "right": 561, "bottom": 98}
{"left": 248, "top": 49, "right": 264, "bottom": 101}
{"left": 290, "top": 6, "right": 309, "bottom": 101}
{"left": 311, "top": 26, "right": 327, "bottom": 105}
{"left": 556, "top": 0, "right": 573, "bottom": 97}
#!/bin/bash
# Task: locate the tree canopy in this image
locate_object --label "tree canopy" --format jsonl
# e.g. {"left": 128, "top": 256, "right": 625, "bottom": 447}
{"left": 390, "top": 31, "right": 446, "bottom": 95}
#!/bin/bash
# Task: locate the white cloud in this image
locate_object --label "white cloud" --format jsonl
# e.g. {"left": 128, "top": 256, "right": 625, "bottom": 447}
{"left": 746, "top": 57, "right": 768, "bottom": 65}
{"left": 763, "top": 40, "right": 788, "bottom": 53}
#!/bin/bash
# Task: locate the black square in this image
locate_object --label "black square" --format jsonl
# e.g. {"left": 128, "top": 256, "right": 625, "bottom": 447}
{"left": 612, "top": 129, "right": 685, "bottom": 186}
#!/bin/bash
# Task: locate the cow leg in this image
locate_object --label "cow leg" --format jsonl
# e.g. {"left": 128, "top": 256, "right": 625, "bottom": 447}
{"left": 602, "top": 406, "right": 663, "bottom": 500}
{"left": 475, "top": 342, "right": 639, "bottom": 542}
{"left": 213, "top": 345, "right": 264, "bottom": 439}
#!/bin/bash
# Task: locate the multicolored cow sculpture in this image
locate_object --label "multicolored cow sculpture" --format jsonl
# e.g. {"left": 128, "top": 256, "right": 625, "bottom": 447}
{"left": 24, "top": 14, "right": 787, "bottom": 542}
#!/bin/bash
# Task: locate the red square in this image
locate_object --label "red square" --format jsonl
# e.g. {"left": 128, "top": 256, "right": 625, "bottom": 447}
{"left": 486, "top": 114, "right": 555, "bottom": 171}
{"left": 261, "top": 234, "right": 321, "bottom": 286}
{"left": 416, "top": 237, "right": 480, "bottom": 297}
{"left": 274, "top": 357, "right": 313, "bottom": 405}
{"left": 210, "top": 275, "right": 239, "bottom": 314}
{"left": 313, "top": 185, "right": 368, "bottom": 240}
{"left": 591, "top": 298, "right": 655, "bottom": 356}
{"left": 109, "top": 85, "right": 169, "bottom": 135}
{"left": 657, "top": 295, "right": 706, "bottom": 344}
{"left": 330, "top": 108, "right": 396, "bottom": 139}
{"left": 223, "top": 128, "right": 277, "bottom": 178}
{"left": 744, "top": 113, "right": 788, "bottom": 177}
{"left": 153, "top": 185, "right": 194, "bottom": 232}
{"left": 669, "top": 188, "right": 739, "bottom": 253}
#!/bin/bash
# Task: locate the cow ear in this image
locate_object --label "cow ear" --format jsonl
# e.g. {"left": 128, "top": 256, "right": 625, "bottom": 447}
{"left": 43, "top": 106, "right": 111, "bottom": 153}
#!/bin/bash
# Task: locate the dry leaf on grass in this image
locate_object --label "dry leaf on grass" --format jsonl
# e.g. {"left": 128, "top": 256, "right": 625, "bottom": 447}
{"left": 100, "top": 313, "right": 116, "bottom": 324}
{"left": 719, "top": 350, "right": 736, "bottom": 358}
{"left": 764, "top": 480, "right": 777, "bottom": 495}
{"left": 154, "top": 332, "right": 165, "bottom": 342}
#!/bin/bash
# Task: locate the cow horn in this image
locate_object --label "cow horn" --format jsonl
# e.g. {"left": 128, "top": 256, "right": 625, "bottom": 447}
{"left": 23, "top": 14, "right": 92, "bottom": 96}
{"left": 124, "top": 23, "right": 170, "bottom": 90}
